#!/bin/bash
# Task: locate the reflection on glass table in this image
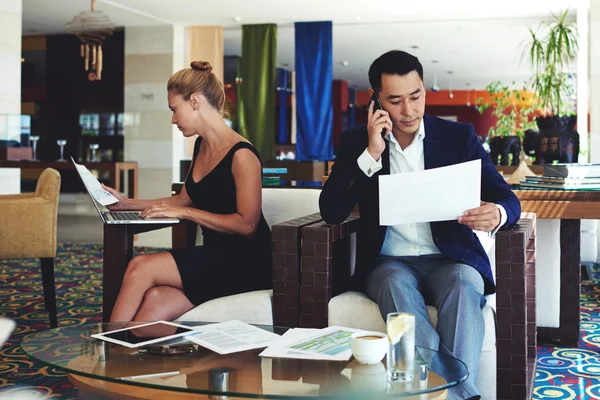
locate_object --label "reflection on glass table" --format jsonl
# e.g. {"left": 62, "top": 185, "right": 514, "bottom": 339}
{"left": 21, "top": 322, "right": 467, "bottom": 399}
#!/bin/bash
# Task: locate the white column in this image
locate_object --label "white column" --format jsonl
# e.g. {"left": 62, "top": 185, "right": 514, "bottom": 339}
{"left": 578, "top": 3, "right": 589, "bottom": 162}
{"left": 0, "top": 0, "right": 21, "bottom": 114}
{"left": 124, "top": 25, "right": 185, "bottom": 247}
{"left": 590, "top": 0, "right": 600, "bottom": 162}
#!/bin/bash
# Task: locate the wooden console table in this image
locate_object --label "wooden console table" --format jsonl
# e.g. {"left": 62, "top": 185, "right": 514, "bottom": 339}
{"left": 0, "top": 161, "right": 138, "bottom": 198}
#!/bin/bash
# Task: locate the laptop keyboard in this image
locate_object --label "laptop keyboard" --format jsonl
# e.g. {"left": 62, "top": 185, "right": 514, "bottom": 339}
{"left": 108, "top": 211, "right": 145, "bottom": 221}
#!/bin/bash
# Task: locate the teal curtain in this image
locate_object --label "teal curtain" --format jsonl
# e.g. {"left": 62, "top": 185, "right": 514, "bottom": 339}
{"left": 238, "top": 24, "right": 277, "bottom": 160}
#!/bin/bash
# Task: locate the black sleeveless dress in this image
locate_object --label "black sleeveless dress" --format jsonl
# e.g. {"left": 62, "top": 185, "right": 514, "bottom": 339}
{"left": 169, "top": 138, "right": 272, "bottom": 306}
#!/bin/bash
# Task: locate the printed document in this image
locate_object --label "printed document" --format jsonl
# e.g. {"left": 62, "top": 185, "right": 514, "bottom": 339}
{"left": 185, "top": 320, "right": 282, "bottom": 355}
{"left": 259, "top": 326, "right": 361, "bottom": 361}
{"left": 379, "top": 159, "right": 481, "bottom": 226}
{"left": 71, "top": 158, "right": 119, "bottom": 206}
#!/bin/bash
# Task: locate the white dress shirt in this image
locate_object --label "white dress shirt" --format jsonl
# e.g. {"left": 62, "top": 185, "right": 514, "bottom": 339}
{"left": 356, "top": 122, "right": 507, "bottom": 257}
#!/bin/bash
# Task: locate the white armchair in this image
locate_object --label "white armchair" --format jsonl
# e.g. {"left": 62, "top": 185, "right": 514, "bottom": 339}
{"left": 174, "top": 188, "right": 322, "bottom": 326}
{"left": 327, "top": 231, "right": 496, "bottom": 399}
{"left": 299, "top": 213, "right": 537, "bottom": 400}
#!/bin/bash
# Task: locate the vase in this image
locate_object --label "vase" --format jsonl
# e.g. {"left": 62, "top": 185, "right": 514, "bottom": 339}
{"left": 534, "top": 115, "right": 579, "bottom": 164}
{"left": 489, "top": 136, "right": 521, "bottom": 166}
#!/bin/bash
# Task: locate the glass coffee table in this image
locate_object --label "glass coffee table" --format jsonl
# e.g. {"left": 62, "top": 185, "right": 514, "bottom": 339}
{"left": 21, "top": 322, "right": 468, "bottom": 399}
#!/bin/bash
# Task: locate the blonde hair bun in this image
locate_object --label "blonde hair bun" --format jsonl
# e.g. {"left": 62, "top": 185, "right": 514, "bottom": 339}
{"left": 190, "top": 61, "right": 212, "bottom": 73}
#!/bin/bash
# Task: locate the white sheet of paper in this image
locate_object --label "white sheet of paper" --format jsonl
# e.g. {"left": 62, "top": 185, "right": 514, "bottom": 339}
{"left": 71, "top": 158, "right": 119, "bottom": 206}
{"left": 185, "top": 320, "right": 282, "bottom": 355}
{"left": 378, "top": 159, "right": 481, "bottom": 226}
{"left": 259, "top": 326, "right": 361, "bottom": 361}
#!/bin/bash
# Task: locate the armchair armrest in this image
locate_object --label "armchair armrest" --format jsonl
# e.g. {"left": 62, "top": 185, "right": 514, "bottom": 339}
{"left": 272, "top": 213, "right": 324, "bottom": 328}
{"left": 299, "top": 213, "right": 360, "bottom": 328}
{"left": 495, "top": 212, "right": 536, "bottom": 400}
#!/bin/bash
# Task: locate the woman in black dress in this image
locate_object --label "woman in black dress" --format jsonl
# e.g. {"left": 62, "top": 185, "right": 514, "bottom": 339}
{"left": 104, "top": 61, "right": 272, "bottom": 323}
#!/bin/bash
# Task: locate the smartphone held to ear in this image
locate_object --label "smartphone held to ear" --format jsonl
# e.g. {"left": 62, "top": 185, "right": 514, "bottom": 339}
{"left": 370, "top": 92, "right": 387, "bottom": 138}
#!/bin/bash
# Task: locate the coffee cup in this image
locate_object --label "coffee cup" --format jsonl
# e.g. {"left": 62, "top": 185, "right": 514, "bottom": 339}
{"left": 350, "top": 332, "right": 388, "bottom": 365}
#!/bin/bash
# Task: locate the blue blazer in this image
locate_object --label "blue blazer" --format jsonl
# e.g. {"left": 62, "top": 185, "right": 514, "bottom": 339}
{"left": 319, "top": 114, "right": 521, "bottom": 295}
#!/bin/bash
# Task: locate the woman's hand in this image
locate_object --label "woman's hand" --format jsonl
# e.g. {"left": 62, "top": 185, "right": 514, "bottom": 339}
{"left": 102, "top": 184, "right": 130, "bottom": 211}
{"left": 141, "top": 202, "right": 189, "bottom": 220}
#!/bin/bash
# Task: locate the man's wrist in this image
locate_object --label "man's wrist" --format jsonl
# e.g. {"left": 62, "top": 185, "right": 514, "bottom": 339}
{"left": 367, "top": 147, "right": 382, "bottom": 161}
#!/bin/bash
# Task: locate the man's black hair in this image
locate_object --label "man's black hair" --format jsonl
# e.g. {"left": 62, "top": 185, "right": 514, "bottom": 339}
{"left": 368, "top": 50, "right": 424, "bottom": 92}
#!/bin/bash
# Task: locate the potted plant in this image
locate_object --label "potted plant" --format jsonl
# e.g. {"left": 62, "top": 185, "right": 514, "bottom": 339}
{"left": 476, "top": 81, "right": 537, "bottom": 165}
{"left": 522, "top": 9, "right": 579, "bottom": 164}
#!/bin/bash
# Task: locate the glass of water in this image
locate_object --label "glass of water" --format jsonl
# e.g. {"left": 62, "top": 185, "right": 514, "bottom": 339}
{"left": 386, "top": 312, "right": 415, "bottom": 382}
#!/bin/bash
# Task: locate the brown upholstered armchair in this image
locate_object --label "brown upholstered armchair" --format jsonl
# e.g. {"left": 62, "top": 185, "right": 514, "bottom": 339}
{"left": 0, "top": 168, "right": 61, "bottom": 328}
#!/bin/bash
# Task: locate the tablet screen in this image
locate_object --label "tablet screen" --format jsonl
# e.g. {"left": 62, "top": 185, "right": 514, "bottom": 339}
{"left": 102, "top": 322, "right": 195, "bottom": 345}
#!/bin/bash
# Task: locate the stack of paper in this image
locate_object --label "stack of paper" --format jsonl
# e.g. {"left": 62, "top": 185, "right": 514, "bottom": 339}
{"left": 259, "top": 326, "right": 361, "bottom": 361}
{"left": 184, "top": 320, "right": 282, "bottom": 355}
{"left": 71, "top": 157, "right": 119, "bottom": 206}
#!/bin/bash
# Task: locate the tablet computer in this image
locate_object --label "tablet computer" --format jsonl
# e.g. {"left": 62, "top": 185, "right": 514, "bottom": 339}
{"left": 90, "top": 321, "right": 196, "bottom": 348}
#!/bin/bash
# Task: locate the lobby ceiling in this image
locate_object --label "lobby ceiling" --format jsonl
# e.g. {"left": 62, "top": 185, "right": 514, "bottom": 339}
{"left": 22, "top": 0, "right": 581, "bottom": 90}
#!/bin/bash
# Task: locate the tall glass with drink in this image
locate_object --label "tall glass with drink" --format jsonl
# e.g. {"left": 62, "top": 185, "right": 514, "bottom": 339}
{"left": 386, "top": 312, "right": 415, "bottom": 382}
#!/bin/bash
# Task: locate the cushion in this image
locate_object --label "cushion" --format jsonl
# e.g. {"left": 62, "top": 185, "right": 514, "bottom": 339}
{"left": 194, "top": 188, "right": 322, "bottom": 246}
{"left": 176, "top": 289, "right": 273, "bottom": 325}
{"left": 262, "top": 188, "right": 321, "bottom": 227}
{"left": 329, "top": 291, "right": 496, "bottom": 351}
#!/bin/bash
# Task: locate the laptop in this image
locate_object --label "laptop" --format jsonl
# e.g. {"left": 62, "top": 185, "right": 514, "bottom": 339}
{"left": 72, "top": 158, "right": 179, "bottom": 225}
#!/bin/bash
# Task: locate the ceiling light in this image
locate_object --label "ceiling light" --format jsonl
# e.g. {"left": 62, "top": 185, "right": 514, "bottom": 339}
{"left": 355, "top": 16, "right": 362, "bottom": 21}
{"left": 65, "top": 0, "right": 114, "bottom": 81}
{"left": 233, "top": 16, "right": 242, "bottom": 23}
{"left": 431, "top": 60, "right": 439, "bottom": 63}
{"left": 341, "top": 61, "right": 349, "bottom": 66}
{"left": 410, "top": 45, "right": 419, "bottom": 50}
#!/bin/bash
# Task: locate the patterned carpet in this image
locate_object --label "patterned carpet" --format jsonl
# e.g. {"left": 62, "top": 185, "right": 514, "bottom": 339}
{"left": 0, "top": 243, "right": 599, "bottom": 399}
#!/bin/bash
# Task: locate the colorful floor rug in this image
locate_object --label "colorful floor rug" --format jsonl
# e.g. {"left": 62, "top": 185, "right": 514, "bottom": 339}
{"left": 0, "top": 243, "right": 599, "bottom": 399}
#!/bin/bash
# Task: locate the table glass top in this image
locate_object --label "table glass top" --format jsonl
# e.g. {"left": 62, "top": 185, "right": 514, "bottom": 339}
{"left": 21, "top": 322, "right": 468, "bottom": 399}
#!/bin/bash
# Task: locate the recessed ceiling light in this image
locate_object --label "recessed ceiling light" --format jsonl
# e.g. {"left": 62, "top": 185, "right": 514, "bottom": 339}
{"left": 410, "top": 45, "right": 419, "bottom": 49}
{"left": 232, "top": 16, "right": 242, "bottom": 23}
{"left": 341, "top": 61, "right": 349, "bottom": 66}
{"left": 355, "top": 16, "right": 362, "bottom": 21}
{"left": 431, "top": 60, "right": 439, "bottom": 63}
{"left": 447, "top": 71, "right": 453, "bottom": 74}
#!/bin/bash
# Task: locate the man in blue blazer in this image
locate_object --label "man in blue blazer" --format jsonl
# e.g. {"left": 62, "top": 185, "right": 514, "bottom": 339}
{"left": 320, "top": 51, "right": 521, "bottom": 400}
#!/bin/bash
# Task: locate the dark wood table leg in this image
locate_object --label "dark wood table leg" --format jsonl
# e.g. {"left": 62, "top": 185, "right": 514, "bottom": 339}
{"left": 128, "top": 166, "right": 138, "bottom": 199}
{"left": 113, "top": 165, "right": 122, "bottom": 195}
{"left": 538, "top": 219, "right": 581, "bottom": 347}
{"left": 103, "top": 224, "right": 134, "bottom": 322}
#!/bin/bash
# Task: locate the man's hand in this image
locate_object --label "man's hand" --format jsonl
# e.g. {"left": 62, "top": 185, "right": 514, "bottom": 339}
{"left": 366, "top": 99, "right": 392, "bottom": 161}
{"left": 458, "top": 201, "right": 501, "bottom": 232}
{"left": 140, "top": 202, "right": 188, "bottom": 219}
